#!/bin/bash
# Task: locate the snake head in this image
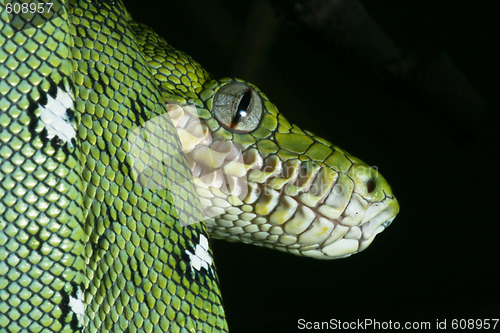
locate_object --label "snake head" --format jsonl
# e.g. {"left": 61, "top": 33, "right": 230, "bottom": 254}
{"left": 168, "top": 77, "right": 399, "bottom": 259}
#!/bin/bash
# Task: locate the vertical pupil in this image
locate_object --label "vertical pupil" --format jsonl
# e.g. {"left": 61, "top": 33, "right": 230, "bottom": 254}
{"left": 232, "top": 90, "right": 252, "bottom": 124}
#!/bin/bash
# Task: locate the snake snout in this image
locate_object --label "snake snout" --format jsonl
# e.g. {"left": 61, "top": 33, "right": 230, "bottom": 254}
{"left": 357, "top": 197, "right": 399, "bottom": 252}
{"left": 297, "top": 164, "right": 399, "bottom": 259}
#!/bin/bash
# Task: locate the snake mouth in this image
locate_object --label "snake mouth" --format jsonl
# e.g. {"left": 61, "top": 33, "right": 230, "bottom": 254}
{"left": 280, "top": 188, "right": 399, "bottom": 260}
{"left": 348, "top": 197, "right": 399, "bottom": 254}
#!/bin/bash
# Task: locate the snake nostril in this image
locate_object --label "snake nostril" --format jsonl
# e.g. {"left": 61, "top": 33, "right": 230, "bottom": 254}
{"left": 366, "top": 178, "right": 376, "bottom": 193}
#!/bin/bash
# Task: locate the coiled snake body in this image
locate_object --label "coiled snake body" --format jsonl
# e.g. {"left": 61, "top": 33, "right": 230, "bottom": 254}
{"left": 0, "top": 1, "right": 399, "bottom": 332}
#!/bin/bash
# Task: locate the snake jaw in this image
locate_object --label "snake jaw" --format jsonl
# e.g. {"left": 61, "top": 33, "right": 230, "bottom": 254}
{"left": 282, "top": 170, "right": 399, "bottom": 259}
{"left": 358, "top": 205, "right": 398, "bottom": 252}
{"left": 306, "top": 160, "right": 399, "bottom": 259}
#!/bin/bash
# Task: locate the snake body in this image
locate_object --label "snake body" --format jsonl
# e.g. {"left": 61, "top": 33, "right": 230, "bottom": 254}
{"left": 0, "top": 1, "right": 399, "bottom": 332}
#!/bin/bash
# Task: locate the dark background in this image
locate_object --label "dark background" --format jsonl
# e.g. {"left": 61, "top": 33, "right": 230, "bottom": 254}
{"left": 124, "top": 1, "right": 499, "bottom": 331}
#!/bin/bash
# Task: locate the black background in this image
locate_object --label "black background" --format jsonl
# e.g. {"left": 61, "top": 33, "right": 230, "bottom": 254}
{"left": 124, "top": 1, "right": 499, "bottom": 331}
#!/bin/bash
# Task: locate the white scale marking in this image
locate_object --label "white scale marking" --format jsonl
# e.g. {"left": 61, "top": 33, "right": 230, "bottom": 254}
{"left": 39, "top": 86, "right": 76, "bottom": 147}
{"left": 69, "top": 288, "right": 85, "bottom": 328}
{"left": 185, "top": 234, "right": 213, "bottom": 272}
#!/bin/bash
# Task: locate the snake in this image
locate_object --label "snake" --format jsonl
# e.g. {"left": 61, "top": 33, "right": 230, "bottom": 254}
{"left": 0, "top": 1, "right": 399, "bottom": 332}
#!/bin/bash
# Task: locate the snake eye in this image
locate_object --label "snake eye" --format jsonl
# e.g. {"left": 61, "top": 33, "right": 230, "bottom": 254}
{"left": 213, "top": 82, "right": 263, "bottom": 133}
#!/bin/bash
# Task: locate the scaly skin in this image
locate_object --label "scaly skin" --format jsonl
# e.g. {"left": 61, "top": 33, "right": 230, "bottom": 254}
{"left": 0, "top": 1, "right": 398, "bottom": 332}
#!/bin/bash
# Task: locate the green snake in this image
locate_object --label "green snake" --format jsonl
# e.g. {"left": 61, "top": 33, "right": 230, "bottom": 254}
{"left": 0, "top": 1, "right": 399, "bottom": 332}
